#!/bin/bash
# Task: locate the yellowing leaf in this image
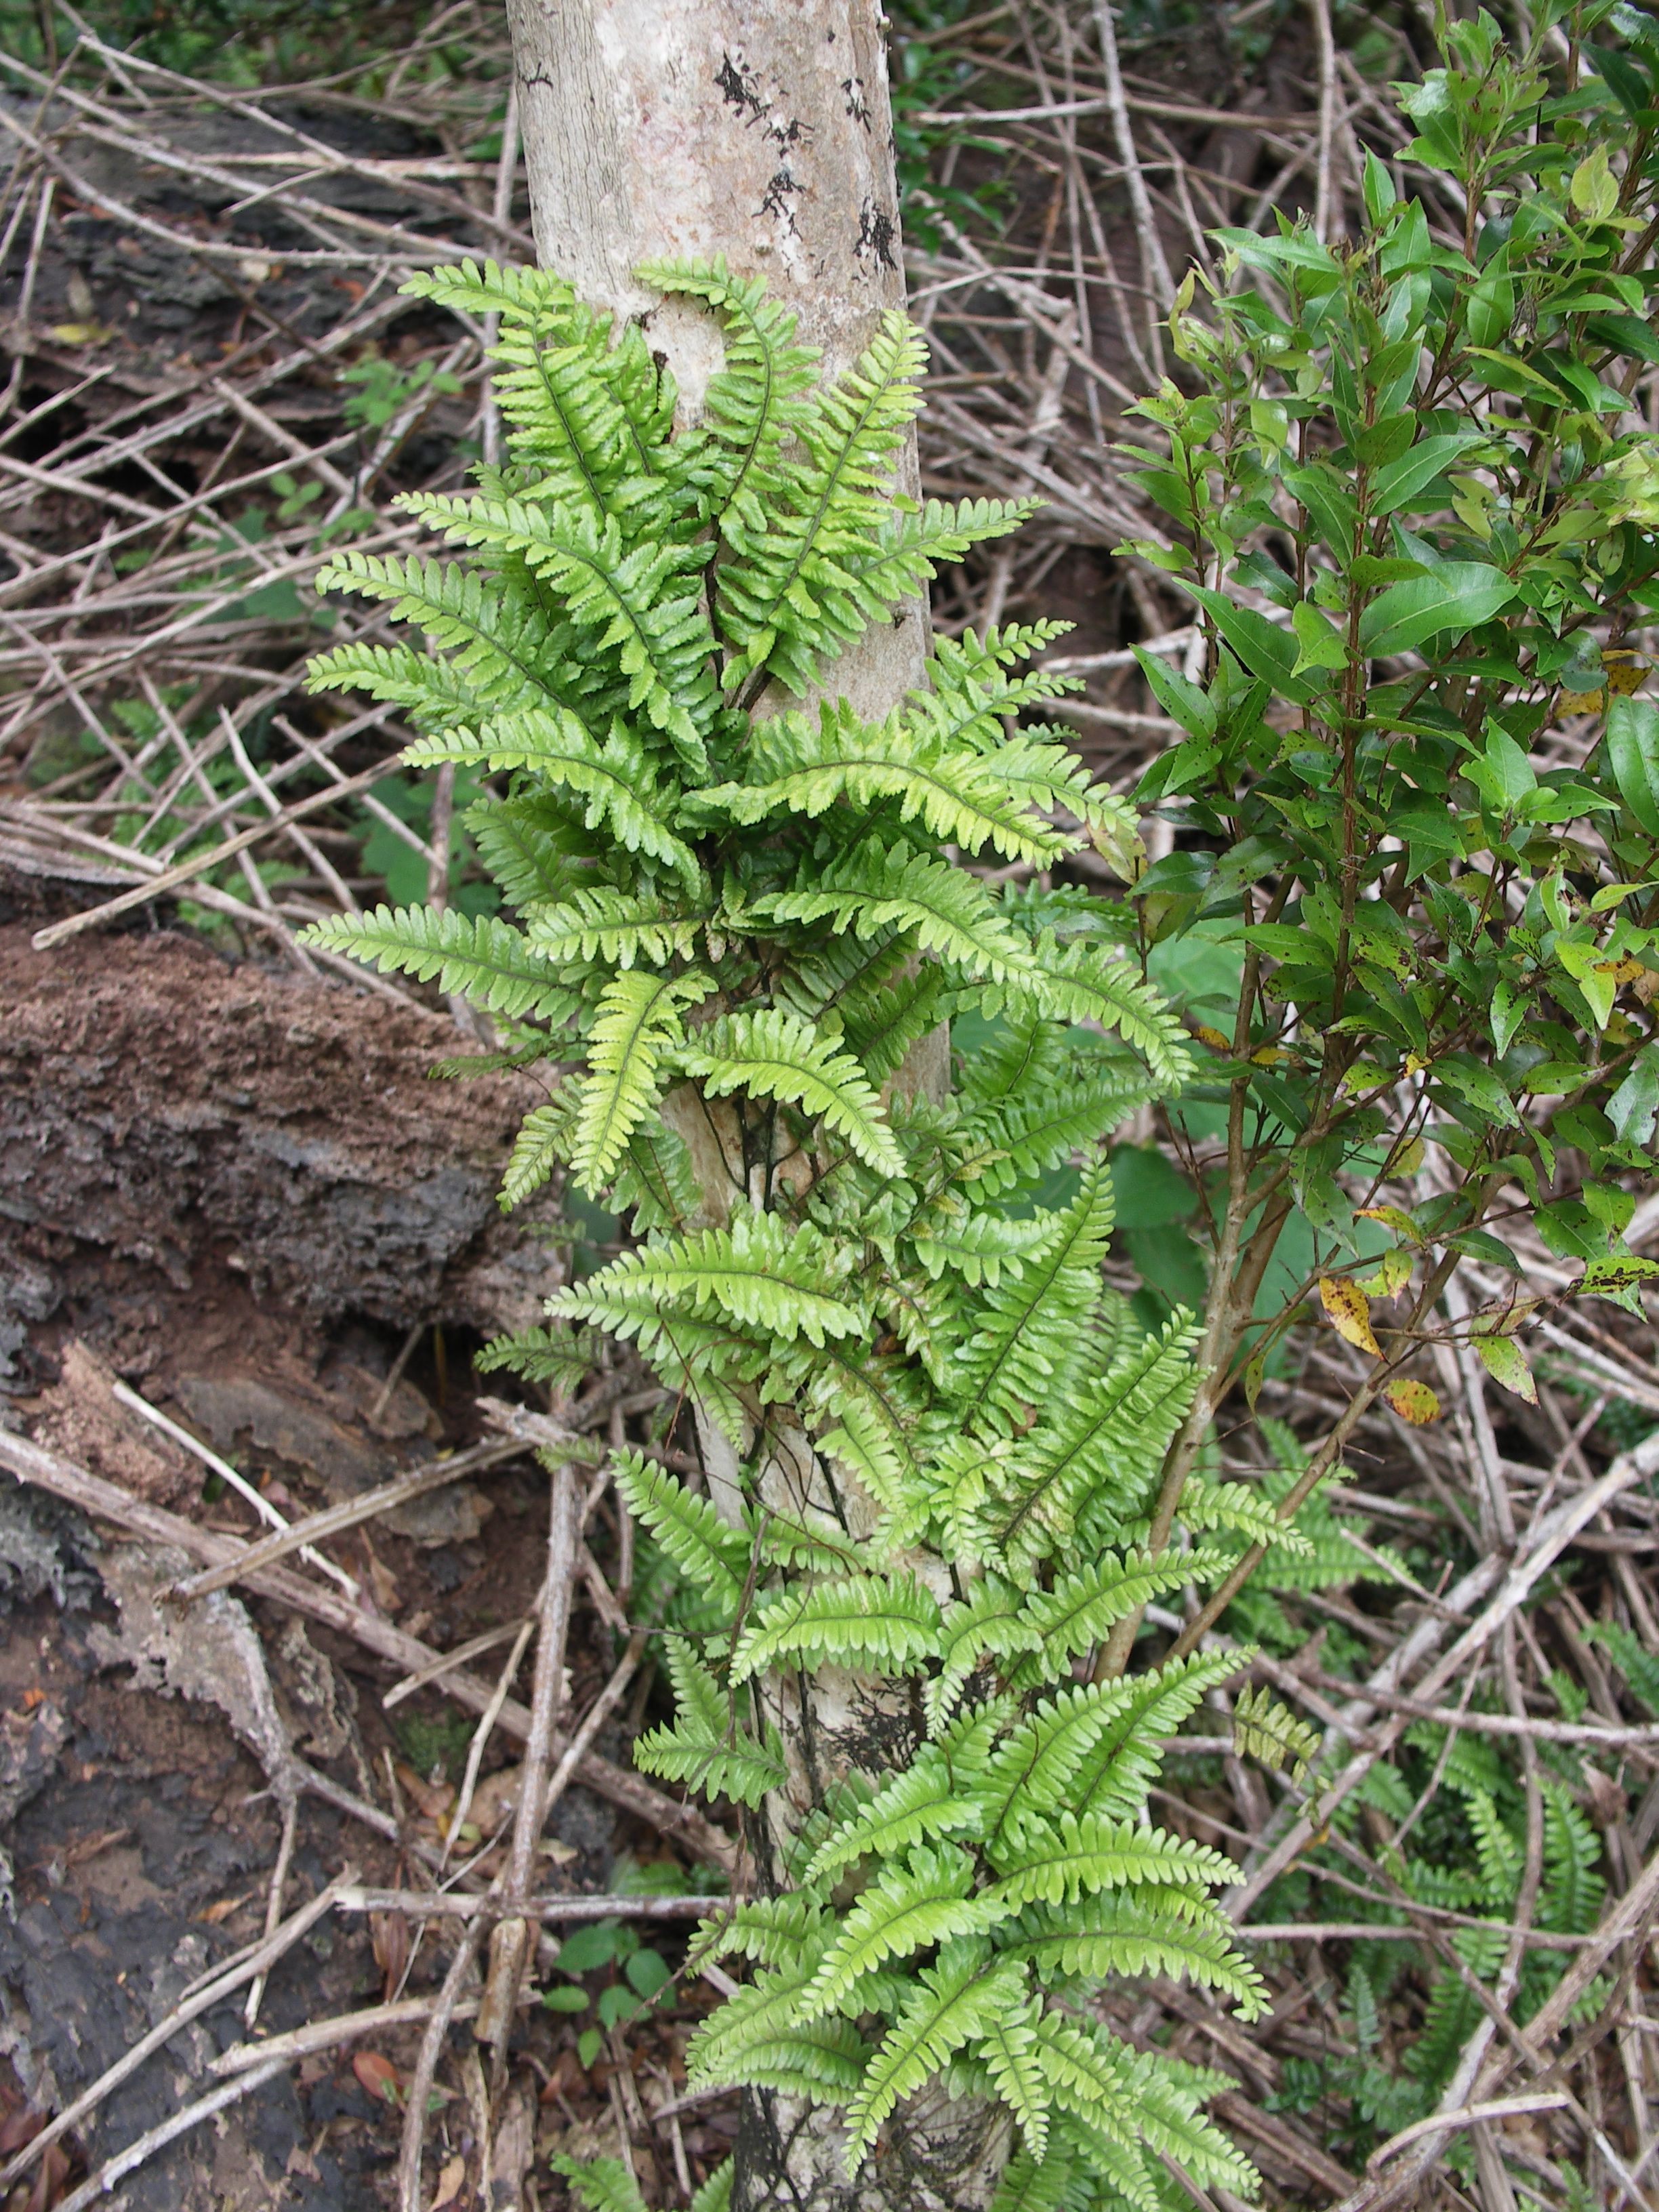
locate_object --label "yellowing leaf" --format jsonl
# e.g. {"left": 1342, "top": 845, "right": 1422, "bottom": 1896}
{"left": 1357, "top": 1249, "right": 1413, "bottom": 1298}
{"left": 1250, "top": 1044, "right": 1285, "bottom": 1065}
{"left": 1557, "top": 687, "right": 1605, "bottom": 717}
{"left": 1605, "top": 651, "right": 1649, "bottom": 696}
{"left": 1382, "top": 1134, "right": 1425, "bottom": 1175}
{"left": 1355, "top": 1203, "right": 1425, "bottom": 1246}
{"left": 1473, "top": 1333, "right": 1538, "bottom": 1403}
{"left": 1382, "top": 1378, "right": 1440, "bottom": 1424}
{"left": 1319, "top": 1275, "right": 1380, "bottom": 1356}
{"left": 50, "top": 321, "right": 115, "bottom": 345}
{"left": 1191, "top": 1023, "right": 1231, "bottom": 1050}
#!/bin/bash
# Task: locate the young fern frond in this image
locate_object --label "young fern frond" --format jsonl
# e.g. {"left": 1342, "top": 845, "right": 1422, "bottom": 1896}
{"left": 637, "top": 256, "right": 820, "bottom": 548}
{"left": 730, "top": 1573, "right": 943, "bottom": 1684}
{"left": 1232, "top": 1683, "right": 1322, "bottom": 1788}
{"left": 610, "top": 1450, "right": 751, "bottom": 1612}
{"left": 569, "top": 969, "right": 705, "bottom": 1195}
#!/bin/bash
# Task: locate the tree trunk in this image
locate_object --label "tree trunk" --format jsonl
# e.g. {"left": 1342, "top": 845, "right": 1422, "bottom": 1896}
{"left": 504, "top": 6, "right": 992, "bottom": 2205}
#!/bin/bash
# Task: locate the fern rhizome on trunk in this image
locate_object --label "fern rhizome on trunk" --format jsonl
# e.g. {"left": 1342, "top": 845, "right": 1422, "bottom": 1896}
{"left": 303, "top": 258, "right": 1281, "bottom": 2211}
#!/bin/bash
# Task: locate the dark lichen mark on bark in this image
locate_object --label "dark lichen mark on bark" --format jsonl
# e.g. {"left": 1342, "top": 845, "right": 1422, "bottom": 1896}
{"left": 855, "top": 197, "right": 897, "bottom": 268}
{"left": 842, "top": 76, "right": 872, "bottom": 129}
{"left": 716, "top": 51, "right": 813, "bottom": 151}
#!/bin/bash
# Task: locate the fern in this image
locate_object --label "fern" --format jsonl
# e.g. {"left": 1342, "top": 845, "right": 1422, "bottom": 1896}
{"left": 677, "top": 1008, "right": 904, "bottom": 1178}
{"left": 1233, "top": 1683, "right": 1322, "bottom": 1788}
{"left": 731, "top": 1573, "right": 942, "bottom": 1684}
{"left": 610, "top": 1450, "right": 750, "bottom": 1611}
{"left": 844, "top": 1948, "right": 1026, "bottom": 2167}
{"left": 301, "top": 255, "right": 1249, "bottom": 2212}
{"left": 302, "top": 905, "right": 579, "bottom": 1025}
{"left": 569, "top": 969, "right": 705, "bottom": 1195}
{"left": 549, "top": 2154, "right": 647, "bottom": 2212}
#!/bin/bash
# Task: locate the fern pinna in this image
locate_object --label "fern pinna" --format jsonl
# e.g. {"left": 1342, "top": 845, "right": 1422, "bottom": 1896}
{"left": 303, "top": 258, "right": 1268, "bottom": 2212}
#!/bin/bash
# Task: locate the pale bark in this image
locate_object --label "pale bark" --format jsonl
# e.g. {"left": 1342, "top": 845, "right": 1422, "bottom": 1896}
{"left": 504, "top": 5, "right": 985, "bottom": 2205}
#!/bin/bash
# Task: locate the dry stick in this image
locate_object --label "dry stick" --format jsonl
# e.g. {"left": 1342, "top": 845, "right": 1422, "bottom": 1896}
{"left": 1229, "top": 1433, "right": 1659, "bottom": 1918}
{"left": 172, "top": 1435, "right": 529, "bottom": 1601}
{"left": 213, "top": 1995, "right": 481, "bottom": 2076}
{"left": 540, "top": 1631, "right": 649, "bottom": 1827}
{"left": 243, "top": 1795, "right": 299, "bottom": 2031}
{"left": 334, "top": 1887, "right": 726, "bottom": 1923}
{"left": 395, "top": 1923, "right": 485, "bottom": 2212}
{"left": 110, "top": 1380, "right": 359, "bottom": 1598}
{"left": 1088, "top": 0, "right": 1174, "bottom": 360}
{"left": 31, "top": 756, "right": 403, "bottom": 950}
{"left": 477, "top": 1460, "right": 582, "bottom": 2081}
{"left": 383, "top": 1616, "right": 531, "bottom": 1710}
{"left": 0, "top": 1430, "right": 735, "bottom": 1869}
{"left": 48, "top": 2055, "right": 289, "bottom": 2212}
{"left": 0, "top": 1867, "right": 354, "bottom": 2194}
{"left": 442, "top": 1614, "right": 537, "bottom": 1875}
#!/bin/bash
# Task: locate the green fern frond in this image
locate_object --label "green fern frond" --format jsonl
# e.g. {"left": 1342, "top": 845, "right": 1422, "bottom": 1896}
{"left": 757, "top": 841, "right": 1032, "bottom": 983}
{"left": 689, "top": 2160, "right": 733, "bottom": 2212}
{"left": 1583, "top": 1618, "right": 1659, "bottom": 1719}
{"left": 1009, "top": 1549, "right": 1230, "bottom": 1683}
{"left": 995, "top": 1316, "right": 1200, "bottom": 1569}
{"left": 911, "top": 1205, "right": 1049, "bottom": 1290}
{"left": 467, "top": 792, "right": 598, "bottom": 909}
{"left": 1232, "top": 1683, "right": 1322, "bottom": 1788}
{"left": 402, "top": 493, "right": 718, "bottom": 772}
{"left": 1027, "top": 2020, "right": 1261, "bottom": 2197}
{"left": 839, "top": 965, "right": 949, "bottom": 1086}
{"left": 699, "top": 695, "right": 1068, "bottom": 863}
{"left": 611, "top": 1120, "right": 699, "bottom": 1233}
{"left": 958, "top": 1163, "right": 1115, "bottom": 1421}
{"left": 1066, "top": 1649, "right": 1245, "bottom": 1822}
{"left": 633, "top": 1637, "right": 785, "bottom": 1807}
{"left": 827, "top": 499, "right": 1039, "bottom": 661}
{"left": 699, "top": 1893, "right": 826, "bottom": 1968}
{"left": 977, "top": 1996, "right": 1054, "bottom": 2164}
{"left": 555, "top": 1212, "right": 865, "bottom": 1353}
{"left": 842, "top": 1948, "right": 1027, "bottom": 2168}
{"left": 676, "top": 1008, "right": 904, "bottom": 1178}
{"left": 308, "top": 554, "right": 573, "bottom": 713}
{"left": 402, "top": 255, "right": 575, "bottom": 321}
{"left": 403, "top": 708, "right": 700, "bottom": 885}
{"left": 1012, "top": 1889, "right": 1269, "bottom": 2019}
{"left": 731, "top": 1572, "right": 943, "bottom": 1684}
{"left": 804, "top": 1747, "right": 983, "bottom": 1883}
{"left": 985, "top": 2142, "right": 1072, "bottom": 2212}
{"left": 548, "top": 2153, "right": 647, "bottom": 2212}
{"left": 570, "top": 968, "right": 706, "bottom": 1195}
{"left": 611, "top": 1449, "right": 751, "bottom": 1611}
{"left": 527, "top": 886, "right": 709, "bottom": 969}
{"left": 299, "top": 904, "right": 580, "bottom": 1025}
{"left": 714, "top": 2018, "right": 874, "bottom": 2104}
{"left": 798, "top": 1845, "right": 1009, "bottom": 2019}
{"left": 684, "top": 1952, "right": 829, "bottom": 2087}
{"left": 715, "top": 310, "right": 930, "bottom": 694}
{"left": 1008, "top": 935, "right": 1195, "bottom": 1089}
{"left": 473, "top": 1319, "right": 600, "bottom": 1396}
{"left": 501, "top": 1098, "right": 571, "bottom": 1210}
{"left": 303, "top": 641, "right": 501, "bottom": 731}
{"left": 637, "top": 257, "right": 821, "bottom": 549}
{"left": 928, "top": 1575, "right": 1043, "bottom": 1729}
{"left": 987, "top": 1811, "right": 1235, "bottom": 1907}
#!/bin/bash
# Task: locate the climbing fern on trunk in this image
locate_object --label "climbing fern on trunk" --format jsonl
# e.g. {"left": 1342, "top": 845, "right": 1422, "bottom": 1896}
{"left": 304, "top": 258, "right": 1276, "bottom": 2212}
